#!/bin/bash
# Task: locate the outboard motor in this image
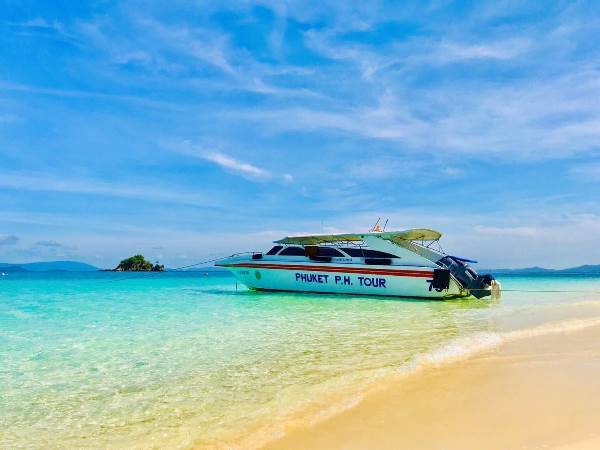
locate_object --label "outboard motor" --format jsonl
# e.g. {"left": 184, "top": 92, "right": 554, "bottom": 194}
{"left": 437, "top": 256, "right": 495, "bottom": 299}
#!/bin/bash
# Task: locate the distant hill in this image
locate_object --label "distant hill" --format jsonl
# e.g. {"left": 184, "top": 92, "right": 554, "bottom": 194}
{"left": 0, "top": 261, "right": 99, "bottom": 272}
{"left": 558, "top": 265, "right": 600, "bottom": 274}
{"left": 483, "top": 265, "right": 600, "bottom": 275}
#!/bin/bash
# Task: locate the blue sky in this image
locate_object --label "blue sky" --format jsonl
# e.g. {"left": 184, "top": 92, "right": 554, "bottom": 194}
{"left": 1, "top": 0, "right": 599, "bottom": 268}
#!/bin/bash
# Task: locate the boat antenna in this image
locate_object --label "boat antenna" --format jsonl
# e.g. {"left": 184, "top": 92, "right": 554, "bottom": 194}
{"left": 383, "top": 219, "right": 388, "bottom": 231}
{"left": 371, "top": 218, "right": 383, "bottom": 232}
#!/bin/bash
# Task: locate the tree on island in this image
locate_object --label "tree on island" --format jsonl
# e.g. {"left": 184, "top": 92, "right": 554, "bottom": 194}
{"left": 114, "top": 255, "right": 165, "bottom": 272}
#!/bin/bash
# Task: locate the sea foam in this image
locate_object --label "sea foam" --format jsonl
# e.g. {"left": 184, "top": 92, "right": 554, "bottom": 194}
{"left": 400, "top": 316, "right": 600, "bottom": 376}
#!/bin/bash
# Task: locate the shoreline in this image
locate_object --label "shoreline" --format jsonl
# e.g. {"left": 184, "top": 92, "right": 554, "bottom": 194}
{"left": 263, "top": 322, "right": 600, "bottom": 450}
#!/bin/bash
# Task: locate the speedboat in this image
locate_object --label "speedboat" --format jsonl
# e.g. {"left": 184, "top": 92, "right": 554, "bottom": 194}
{"left": 215, "top": 228, "right": 500, "bottom": 300}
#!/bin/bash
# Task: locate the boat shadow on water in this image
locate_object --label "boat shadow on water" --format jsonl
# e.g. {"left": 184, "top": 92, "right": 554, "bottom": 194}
{"left": 186, "top": 285, "right": 497, "bottom": 309}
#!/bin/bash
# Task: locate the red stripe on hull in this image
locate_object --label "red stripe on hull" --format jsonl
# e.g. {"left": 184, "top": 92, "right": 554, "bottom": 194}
{"left": 223, "top": 262, "right": 434, "bottom": 278}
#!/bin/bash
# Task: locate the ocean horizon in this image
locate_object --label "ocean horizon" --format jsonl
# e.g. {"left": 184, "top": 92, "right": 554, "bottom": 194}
{"left": 2, "top": 271, "right": 600, "bottom": 448}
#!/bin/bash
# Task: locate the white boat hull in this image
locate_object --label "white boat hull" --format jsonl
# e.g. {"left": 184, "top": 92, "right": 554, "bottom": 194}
{"left": 219, "top": 261, "right": 468, "bottom": 299}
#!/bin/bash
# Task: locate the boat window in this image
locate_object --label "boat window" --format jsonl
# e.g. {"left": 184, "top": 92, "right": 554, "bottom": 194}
{"left": 341, "top": 248, "right": 400, "bottom": 258}
{"left": 266, "top": 245, "right": 283, "bottom": 255}
{"left": 317, "top": 247, "right": 345, "bottom": 257}
{"left": 279, "top": 246, "right": 306, "bottom": 256}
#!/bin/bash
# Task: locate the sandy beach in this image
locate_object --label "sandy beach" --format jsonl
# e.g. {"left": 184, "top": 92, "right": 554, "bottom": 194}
{"left": 265, "top": 323, "right": 600, "bottom": 450}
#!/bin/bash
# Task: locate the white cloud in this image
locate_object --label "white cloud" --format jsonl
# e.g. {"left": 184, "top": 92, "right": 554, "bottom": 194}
{"left": 230, "top": 63, "right": 600, "bottom": 160}
{"left": 0, "top": 81, "right": 184, "bottom": 110}
{"left": 12, "top": 16, "right": 76, "bottom": 41}
{"left": 19, "top": 2, "right": 596, "bottom": 164}
{"left": 22, "top": 17, "right": 50, "bottom": 28}
{"left": 78, "top": 16, "right": 237, "bottom": 76}
{"left": 167, "top": 141, "right": 293, "bottom": 182}
{"left": 304, "top": 30, "right": 392, "bottom": 80}
{"left": 145, "top": 19, "right": 236, "bottom": 75}
{"left": 436, "top": 39, "right": 531, "bottom": 61}
{"left": 200, "top": 150, "right": 294, "bottom": 183}
{"left": 0, "top": 171, "right": 218, "bottom": 207}
{"left": 202, "top": 151, "right": 269, "bottom": 178}
{"left": 344, "top": 158, "right": 427, "bottom": 180}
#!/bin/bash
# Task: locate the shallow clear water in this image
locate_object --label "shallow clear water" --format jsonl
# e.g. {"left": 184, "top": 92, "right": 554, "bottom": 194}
{"left": 1, "top": 271, "right": 600, "bottom": 449}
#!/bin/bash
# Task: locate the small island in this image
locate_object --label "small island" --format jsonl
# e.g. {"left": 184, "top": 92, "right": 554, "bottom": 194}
{"left": 113, "top": 255, "right": 165, "bottom": 272}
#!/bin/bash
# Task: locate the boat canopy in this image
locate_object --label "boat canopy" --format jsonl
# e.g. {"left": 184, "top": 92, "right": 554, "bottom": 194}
{"left": 274, "top": 228, "right": 442, "bottom": 245}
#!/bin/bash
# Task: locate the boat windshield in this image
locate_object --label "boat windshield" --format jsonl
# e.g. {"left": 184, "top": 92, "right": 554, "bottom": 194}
{"left": 266, "top": 245, "right": 283, "bottom": 255}
{"left": 341, "top": 248, "right": 400, "bottom": 258}
{"left": 278, "top": 247, "right": 305, "bottom": 256}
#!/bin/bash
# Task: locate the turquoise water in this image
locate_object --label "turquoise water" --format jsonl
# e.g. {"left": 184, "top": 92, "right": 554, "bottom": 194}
{"left": 2, "top": 272, "right": 600, "bottom": 449}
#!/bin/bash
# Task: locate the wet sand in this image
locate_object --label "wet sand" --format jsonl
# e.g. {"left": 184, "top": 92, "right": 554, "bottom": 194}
{"left": 264, "top": 325, "right": 600, "bottom": 450}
